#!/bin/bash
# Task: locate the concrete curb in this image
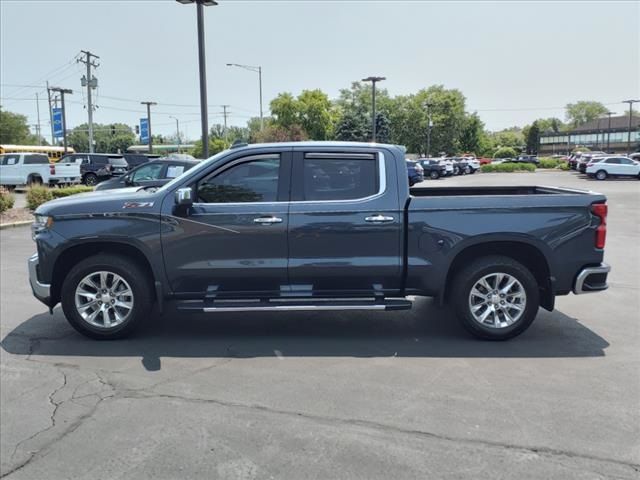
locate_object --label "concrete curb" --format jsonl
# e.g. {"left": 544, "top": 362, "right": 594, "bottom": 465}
{"left": 0, "top": 220, "right": 32, "bottom": 230}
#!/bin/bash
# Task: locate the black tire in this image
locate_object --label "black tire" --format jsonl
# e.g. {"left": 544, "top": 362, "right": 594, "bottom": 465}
{"left": 429, "top": 170, "right": 440, "bottom": 180}
{"left": 83, "top": 173, "right": 98, "bottom": 186}
{"left": 595, "top": 170, "right": 607, "bottom": 181}
{"left": 450, "top": 255, "right": 540, "bottom": 340}
{"left": 61, "top": 254, "right": 153, "bottom": 339}
{"left": 27, "top": 175, "right": 42, "bottom": 187}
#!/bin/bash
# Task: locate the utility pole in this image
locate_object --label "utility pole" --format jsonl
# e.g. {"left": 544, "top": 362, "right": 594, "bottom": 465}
{"left": 35, "top": 92, "right": 42, "bottom": 145}
{"left": 362, "top": 76, "right": 386, "bottom": 142}
{"left": 606, "top": 111, "right": 615, "bottom": 151}
{"left": 424, "top": 102, "right": 434, "bottom": 157}
{"left": 221, "top": 104, "right": 230, "bottom": 144}
{"left": 170, "top": 116, "right": 180, "bottom": 153}
{"left": 78, "top": 50, "right": 100, "bottom": 153}
{"left": 622, "top": 100, "right": 639, "bottom": 154}
{"left": 49, "top": 87, "right": 73, "bottom": 153}
{"left": 141, "top": 101, "right": 157, "bottom": 153}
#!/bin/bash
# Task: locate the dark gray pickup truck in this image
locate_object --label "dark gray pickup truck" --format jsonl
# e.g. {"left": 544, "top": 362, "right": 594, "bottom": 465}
{"left": 29, "top": 141, "right": 610, "bottom": 340}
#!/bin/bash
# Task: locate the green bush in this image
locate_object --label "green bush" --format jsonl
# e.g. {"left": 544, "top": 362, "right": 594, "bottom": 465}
{"left": 557, "top": 162, "right": 570, "bottom": 171}
{"left": 481, "top": 162, "right": 536, "bottom": 173}
{"left": 537, "top": 158, "right": 563, "bottom": 169}
{"left": 493, "top": 147, "right": 518, "bottom": 159}
{"left": 51, "top": 186, "right": 94, "bottom": 198}
{"left": 0, "top": 188, "right": 15, "bottom": 213}
{"left": 27, "top": 185, "right": 95, "bottom": 210}
{"left": 26, "top": 186, "right": 53, "bottom": 210}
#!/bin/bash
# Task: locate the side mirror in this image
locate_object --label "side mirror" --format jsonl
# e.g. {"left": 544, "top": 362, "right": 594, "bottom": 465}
{"left": 124, "top": 174, "right": 132, "bottom": 184}
{"left": 175, "top": 187, "right": 193, "bottom": 207}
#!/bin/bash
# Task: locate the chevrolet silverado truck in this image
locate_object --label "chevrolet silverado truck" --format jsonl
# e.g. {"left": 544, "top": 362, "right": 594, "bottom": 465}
{"left": 1, "top": 152, "right": 81, "bottom": 188}
{"left": 28, "top": 141, "right": 611, "bottom": 340}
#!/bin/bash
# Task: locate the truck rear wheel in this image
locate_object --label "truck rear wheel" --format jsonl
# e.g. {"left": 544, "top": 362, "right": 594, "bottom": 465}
{"left": 61, "top": 254, "right": 152, "bottom": 339}
{"left": 83, "top": 173, "right": 98, "bottom": 186}
{"left": 450, "top": 255, "right": 539, "bottom": 340}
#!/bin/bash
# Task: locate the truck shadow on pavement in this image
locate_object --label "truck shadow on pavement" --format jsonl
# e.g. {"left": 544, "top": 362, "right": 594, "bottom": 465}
{"left": 2, "top": 298, "right": 608, "bottom": 371}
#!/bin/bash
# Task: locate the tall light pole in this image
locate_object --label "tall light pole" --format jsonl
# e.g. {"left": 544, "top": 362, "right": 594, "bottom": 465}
{"left": 170, "top": 116, "right": 181, "bottom": 153}
{"left": 362, "top": 76, "right": 385, "bottom": 142}
{"left": 141, "top": 101, "right": 157, "bottom": 153}
{"left": 227, "top": 63, "right": 263, "bottom": 130}
{"left": 605, "top": 111, "right": 615, "bottom": 151}
{"left": 177, "top": 0, "right": 218, "bottom": 158}
{"left": 424, "top": 102, "right": 434, "bottom": 157}
{"left": 622, "top": 99, "right": 639, "bottom": 154}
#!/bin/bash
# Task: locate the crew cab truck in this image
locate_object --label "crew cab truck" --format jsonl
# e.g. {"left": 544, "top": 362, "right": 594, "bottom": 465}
{"left": 28, "top": 142, "right": 611, "bottom": 341}
{"left": 0, "top": 153, "right": 81, "bottom": 188}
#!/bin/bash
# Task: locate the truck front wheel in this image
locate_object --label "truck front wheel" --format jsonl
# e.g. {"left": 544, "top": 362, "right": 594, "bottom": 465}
{"left": 61, "top": 254, "right": 152, "bottom": 339}
{"left": 450, "top": 255, "right": 539, "bottom": 340}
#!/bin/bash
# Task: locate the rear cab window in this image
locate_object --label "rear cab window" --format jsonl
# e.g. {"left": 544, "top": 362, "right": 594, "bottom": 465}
{"left": 24, "top": 154, "right": 49, "bottom": 165}
{"left": 297, "top": 153, "right": 379, "bottom": 201}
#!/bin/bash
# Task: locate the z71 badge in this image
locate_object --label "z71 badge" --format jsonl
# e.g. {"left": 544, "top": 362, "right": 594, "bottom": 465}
{"left": 122, "top": 201, "right": 154, "bottom": 209}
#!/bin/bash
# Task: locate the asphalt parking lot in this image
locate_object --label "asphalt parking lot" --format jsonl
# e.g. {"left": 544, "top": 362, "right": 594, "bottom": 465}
{"left": 1, "top": 170, "right": 638, "bottom": 479}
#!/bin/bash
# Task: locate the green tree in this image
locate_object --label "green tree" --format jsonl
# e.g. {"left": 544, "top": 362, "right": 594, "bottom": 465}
{"left": 525, "top": 121, "right": 540, "bottom": 154}
{"left": 191, "top": 137, "right": 228, "bottom": 159}
{"left": 297, "top": 89, "right": 334, "bottom": 140}
{"left": 270, "top": 93, "right": 298, "bottom": 129}
{"left": 458, "top": 113, "right": 485, "bottom": 154}
{"left": 488, "top": 127, "right": 524, "bottom": 151}
{"left": 565, "top": 101, "right": 608, "bottom": 127}
{"left": 253, "top": 124, "right": 308, "bottom": 143}
{"left": 373, "top": 112, "right": 390, "bottom": 144}
{"left": 0, "top": 106, "right": 43, "bottom": 144}
{"left": 493, "top": 146, "right": 518, "bottom": 159}
{"left": 68, "top": 123, "right": 135, "bottom": 153}
{"left": 334, "top": 110, "right": 368, "bottom": 142}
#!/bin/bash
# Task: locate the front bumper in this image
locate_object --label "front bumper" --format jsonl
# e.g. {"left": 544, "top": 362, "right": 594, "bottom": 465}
{"left": 28, "top": 253, "right": 52, "bottom": 306}
{"left": 573, "top": 263, "right": 610, "bottom": 294}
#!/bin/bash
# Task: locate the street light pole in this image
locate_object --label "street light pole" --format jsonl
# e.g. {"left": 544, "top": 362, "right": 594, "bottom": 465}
{"left": 622, "top": 99, "right": 639, "bottom": 154}
{"left": 362, "top": 76, "right": 386, "bottom": 142}
{"left": 226, "top": 63, "right": 263, "bottom": 130}
{"left": 170, "top": 116, "right": 181, "bottom": 153}
{"left": 606, "top": 111, "right": 615, "bottom": 151}
{"left": 141, "top": 101, "right": 157, "bottom": 153}
{"left": 177, "top": 0, "right": 218, "bottom": 158}
{"left": 424, "top": 102, "right": 434, "bottom": 157}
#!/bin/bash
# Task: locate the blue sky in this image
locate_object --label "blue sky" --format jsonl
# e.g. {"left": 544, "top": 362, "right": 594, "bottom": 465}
{"left": 1, "top": 0, "right": 638, "bottom": 140}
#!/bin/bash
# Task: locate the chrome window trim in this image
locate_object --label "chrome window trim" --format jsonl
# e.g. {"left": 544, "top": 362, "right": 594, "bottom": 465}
{"left": 290, "top": 151, "right": 386, "bottom": 205}
{"left": 192, "top": 151, "right": 387, "bottom": 207}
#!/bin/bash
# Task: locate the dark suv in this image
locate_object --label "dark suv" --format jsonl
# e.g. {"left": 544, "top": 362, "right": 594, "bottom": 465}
{"left": 60, "top": 154, "right": 130, "bottom": 186}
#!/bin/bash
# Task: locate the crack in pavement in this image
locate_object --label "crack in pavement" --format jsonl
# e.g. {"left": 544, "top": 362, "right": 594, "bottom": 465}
{"left": 116, "top": 390, "right": 640, "bottom": 475}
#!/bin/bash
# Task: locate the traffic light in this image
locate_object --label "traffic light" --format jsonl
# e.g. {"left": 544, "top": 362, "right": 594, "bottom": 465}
{"left": 111, "top": 124, "right": 116, "bottom": 135}
{"left": 135, "top": 125, "right": 140, "bottom": 134}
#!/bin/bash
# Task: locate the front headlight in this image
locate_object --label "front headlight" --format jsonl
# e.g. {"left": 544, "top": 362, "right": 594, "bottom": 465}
{"left": 32, "top": 215, "right": 54, "bottom": 241}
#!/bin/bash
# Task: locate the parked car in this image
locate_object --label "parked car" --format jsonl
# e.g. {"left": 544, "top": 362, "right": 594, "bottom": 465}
{"left": 0, "top": 153, "right": 81, "bottom": 188}
{"left": 586, "top": 156, "right": 640, "bottom": 180}
{"left": 94, "top": 158, "right": 199, "bottom": 191}
{"left": 417, "top": 159, "right": 447, "bottom": 179}
{"left": 406, "top": 160, "right": 424, "bottom": 186}
{"left": 60, "top": 153, "right": 130, "bottom": 186}
{"left": 578, "top": 154, "right": 607, "bottom": 173}
{"left": 465, "top": 157, "right": 481, "bottom": 173}
{"left": 122, "top": 153, "right": 161, "bottom": 169}
{"left": 478, "top": 157, "right": 493, "bottom": 165}
{"left": 29, "top": 141, "right": 610, "bottom": 342}
{"left": 569, "top": 151, "right": 606, "bottom": 170}
{"left": 452, "top": 157, "right": 471, "bottom": 175}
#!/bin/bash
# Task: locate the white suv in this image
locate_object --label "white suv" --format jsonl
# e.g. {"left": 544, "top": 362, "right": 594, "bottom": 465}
{"left": 586, "top": 156, "right": 640, "bottom": 180}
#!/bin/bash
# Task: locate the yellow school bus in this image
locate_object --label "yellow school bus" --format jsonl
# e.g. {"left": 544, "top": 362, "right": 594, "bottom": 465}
{"left": 0, "top": 145, "right": 75, "bottom": 163}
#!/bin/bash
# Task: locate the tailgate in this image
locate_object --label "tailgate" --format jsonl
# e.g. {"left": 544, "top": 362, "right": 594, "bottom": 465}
{"left": 50, "top": 163, "right": 81, "bottom": 180}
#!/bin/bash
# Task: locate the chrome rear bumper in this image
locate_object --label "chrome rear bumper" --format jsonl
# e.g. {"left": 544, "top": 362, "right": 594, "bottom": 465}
{"left": 573, "top": 263, "right": 610, "bottom": 295}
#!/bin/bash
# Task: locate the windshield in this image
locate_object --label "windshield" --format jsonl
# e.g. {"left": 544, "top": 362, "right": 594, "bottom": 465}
{"left": 156, "top": 149, "right": 230, "bottom": 193}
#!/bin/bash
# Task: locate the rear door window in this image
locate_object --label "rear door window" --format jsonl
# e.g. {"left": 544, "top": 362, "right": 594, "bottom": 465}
{"left": 605, "top": 158, "right": 621, "bottom": 164}
{"left": 24, "top": 154, "right": 49, "bottom": 165}
{"left": 108, "top": 156, "right": 128, "bottom": 167}
{"left": 301, "top": 154, "right": 378, "bottom": 201}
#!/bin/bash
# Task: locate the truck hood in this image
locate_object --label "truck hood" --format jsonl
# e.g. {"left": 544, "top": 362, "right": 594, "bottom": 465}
{"left": 35, "top": 187, "right": 162, "bottom": 217}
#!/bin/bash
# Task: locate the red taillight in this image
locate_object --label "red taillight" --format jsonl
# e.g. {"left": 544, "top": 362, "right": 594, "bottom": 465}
{"left": 592, "top": 203, "right": 607, "bottom": 249}
{"left": 49, "top": 164, "right": 55, "bottom": 175}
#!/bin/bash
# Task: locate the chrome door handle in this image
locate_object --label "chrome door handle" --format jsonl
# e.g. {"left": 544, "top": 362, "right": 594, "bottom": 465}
{"left": 253, "top": 216, "right": 283, "bottom": 224}
{"left": 365, "top": 215, "right": 395, "bottom": 223}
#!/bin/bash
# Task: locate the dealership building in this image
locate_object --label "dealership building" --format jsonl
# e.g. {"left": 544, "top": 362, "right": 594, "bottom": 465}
{"left": 539, "top": 114, "right": 640, "bottom": 155}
